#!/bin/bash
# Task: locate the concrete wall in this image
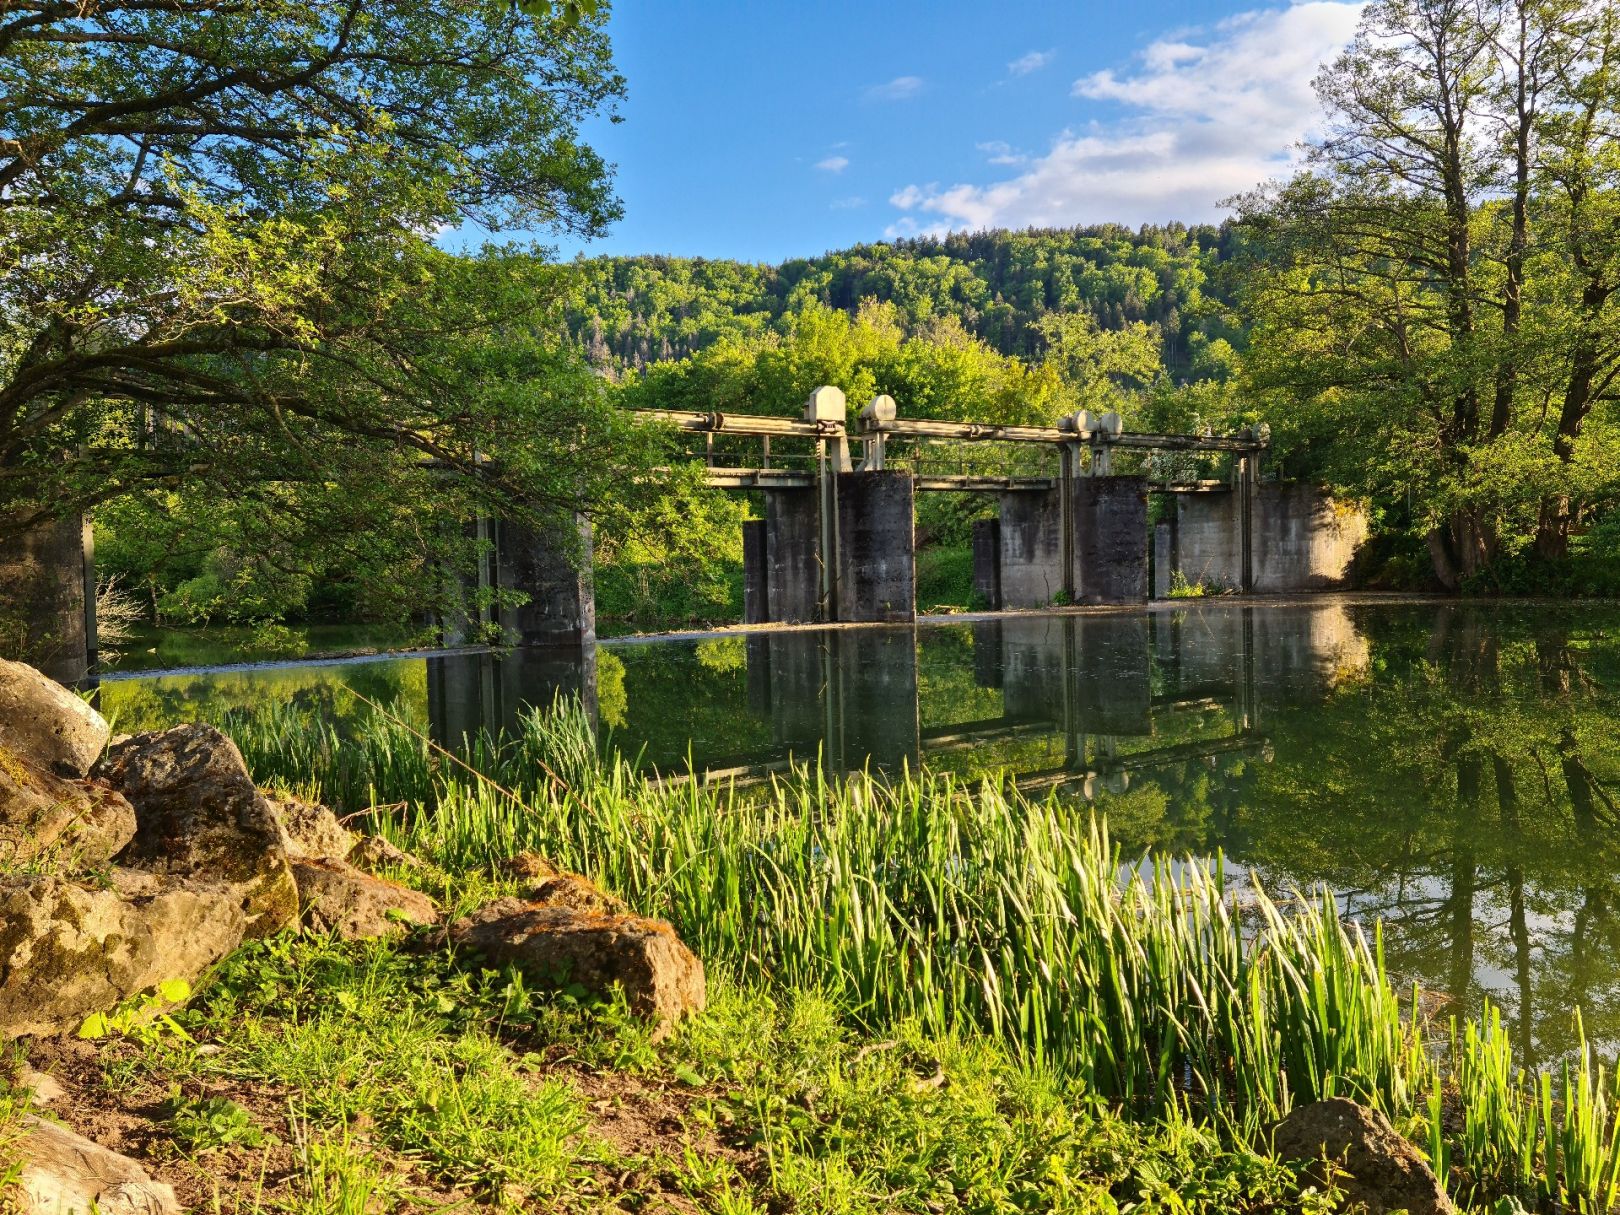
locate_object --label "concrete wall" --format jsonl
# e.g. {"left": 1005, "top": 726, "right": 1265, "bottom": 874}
{"left": 1172, "top": 486, "right": 1368, "bottom": 594}
{"left": 836, "top": 471, "right": 915, "bottom": 623}
{"left": 972, "top": 518, "right": 1002, "bottom": 609}
{"left": 1173, "top": 491, "right": 1243, "bottom": 594}
{"left": 1252, "top": 485, "right": 1369, "bottom": 592}
{"left": 1073, "top": 477, "right": 1148, "bottom": 604}
{"left": 764, "top": 488, "right": 821, "bottom": 624}
{"left": 998, "top": 489, "right": 1064, "bottom": 608}
{"left": 495, "top": 513, "right": 595, "bottom": 646}
{"left": 741, "top": 519, "right": 769, "bottom": 624}
{"left": 0, "top": 515, "right": 93, "bottom": 685}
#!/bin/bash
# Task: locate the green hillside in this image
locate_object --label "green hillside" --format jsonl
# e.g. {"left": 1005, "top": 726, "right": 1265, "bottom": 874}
{"left": 563, "top": 223, "right": 1247, "bottom": 382}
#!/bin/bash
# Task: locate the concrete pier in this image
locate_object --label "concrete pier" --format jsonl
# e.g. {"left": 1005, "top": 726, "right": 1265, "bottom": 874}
{"left": 835, "top": 471, "right": 915, "bottom": 623}
{"left": 1073, "top": 477, "right": 1149, "bottom": 604}
{"left": 972, "top": 518, "right": 1002, "bottom": 609}
{"left": 763, "top": 488, "right": 821, "bottom": 624}
{"left": 998, "top": 489, "right": 1065, "bottom": 608}
{"left": 495, "top": 512, "right": 595, "bottom": 646}
{"left": 741, "top": 519, "right": 769, "bottom": 624}
{"left": 0, "top": 515, "right": 95, "bottom": 685}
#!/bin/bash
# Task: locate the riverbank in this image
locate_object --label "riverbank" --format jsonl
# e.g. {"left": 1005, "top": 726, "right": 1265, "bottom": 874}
{"left": 11, "top": 938, "right": 1335, "bottom": 1213}
{"left": 11, "top": 669, "right": 1620, "bottom": 1211}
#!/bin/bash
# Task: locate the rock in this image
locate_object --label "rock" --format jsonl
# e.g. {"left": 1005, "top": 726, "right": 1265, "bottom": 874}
{"left": 0, "top": 869, "right": 245, "bottom": 1038}
{"left": 0, "top": 748, "right": 135, "bottom": 869}
{"left": 347, "top": 834, "right": 425, "bottom": 874}
{"left": 0, "top": 658, "right": 109, "bottom": 778}
{"left": 291, "top": 858, "right": 439, "bottom": 940}
{"left": 499, "top": 850, "right": 563, "bottom": 882}
{"left": 495, "top": 851, "right": 626, "bottom": 913}
{"left": 1272, "top": 1097, "right": 1455, "bottom": 1215}
{"left": 18, "top": 1068, "right": 65, "bottom": 1106}
{"left": 15, "top": 1115, "right": 180, "bottom": 1215}
{"left": 271, "top": 794, "right": 356, "bottom": 860}
{"left": 96, "top": 725, "right": 297, "bottom": 936}
{"left": 526, "top": 872, "right": 629, "bottom": 916}
{"left": 444, "top": 896, "right": 704, "bottom": 1028}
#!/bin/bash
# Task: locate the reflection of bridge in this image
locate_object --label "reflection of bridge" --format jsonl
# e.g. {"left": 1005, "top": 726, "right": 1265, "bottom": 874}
{"left": 426, "top": 603, "right": 1368, "bottom": 792}
{"left": 446, "top": 388, "right": 1368, "bottom": 652}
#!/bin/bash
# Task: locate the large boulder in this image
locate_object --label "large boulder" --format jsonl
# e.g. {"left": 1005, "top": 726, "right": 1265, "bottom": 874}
{"left": 444, "top": 895, "right": 704, "bottom": 1028}
{"left": 14, "top": 1115, "right": 181, "bottom": 1215}
{"left": 0, "top": 748, "right": 135, "bottom": 869}
{"left": 96, "top": 725, "right": 297, "bottom": 936}
{"left": 271, "top": 793, "right": 356, "bottom": 860}
{"left": 1272, "top": 1097, "right": 1455, "bottom": 1215}
{"left": 292, "top": 857, "right": 438, "bottom": 940}
{"left": 0, "top": 869, "right": 245, "bottom": 1038}
{"left": 0, "top": 658, "right": 109, "bottom": 777}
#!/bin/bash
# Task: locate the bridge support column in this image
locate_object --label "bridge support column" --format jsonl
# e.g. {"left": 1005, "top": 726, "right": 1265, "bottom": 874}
{"left": 762, "top": 488, "right": 820, "bottom": 624}
{"left": 835, "top": 470, "right": 914, "bottom": 623}
{"left": 1152, "top": 518, "right": 1177, "bottom": 599}
{"left": 972, "top": 518, "right": 1001, "bottom": 609}
{"left": 494, "top": 511, "right": 595, "bottom": 647}
{"left": 742, "top": 519, "right": 769, "bottom": 624}
{"left": 1072, "top": 476, "right": 1149, "bottom": 604}
{"left": 997, "top": 489, "right": 1065, "bottom": 608}
{"left": 0, "top": 515, "right": 96, "bottom": 685}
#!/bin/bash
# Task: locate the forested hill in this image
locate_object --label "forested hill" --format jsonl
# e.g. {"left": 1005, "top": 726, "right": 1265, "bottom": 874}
{"left": 563, "top": 223, "right": 1248, "bottom": 380}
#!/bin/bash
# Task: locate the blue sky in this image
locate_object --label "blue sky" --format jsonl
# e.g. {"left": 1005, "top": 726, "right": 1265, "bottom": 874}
{"left": 529, "top": 0, "right": 1365, "bottom": 263}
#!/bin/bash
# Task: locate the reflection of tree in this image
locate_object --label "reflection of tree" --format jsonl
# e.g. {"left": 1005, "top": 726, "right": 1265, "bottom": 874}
{"left": 1087, "top": 604, "right": 1620, "bottom": 1062}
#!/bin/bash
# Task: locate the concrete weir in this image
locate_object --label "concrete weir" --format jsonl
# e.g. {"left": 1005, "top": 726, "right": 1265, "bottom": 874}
{"left": 0, "top": 515, "right": 96, "bottom": 685}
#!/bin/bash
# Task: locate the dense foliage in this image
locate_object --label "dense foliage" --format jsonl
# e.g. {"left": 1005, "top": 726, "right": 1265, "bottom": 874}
{"left": 0, "top": 0, "right": 673, "bottom": 625}
{"left": 564, "top": 224, "right": 1246, "bottom": 382}
{"left": 1237, "top": 0, "right": 1620, "bottom": 588}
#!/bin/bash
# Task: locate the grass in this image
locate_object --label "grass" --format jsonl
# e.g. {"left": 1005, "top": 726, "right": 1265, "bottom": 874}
{"left": 70, "top": 694, "right": 1620, "bottom": 1211}
{"left": 164, "top": 934, "right": 1344, "bottom": 1213}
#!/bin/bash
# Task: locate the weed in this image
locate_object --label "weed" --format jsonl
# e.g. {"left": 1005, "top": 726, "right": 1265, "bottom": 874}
{"left": 162, "top": 1090, "right": 266, "bottom": 1152}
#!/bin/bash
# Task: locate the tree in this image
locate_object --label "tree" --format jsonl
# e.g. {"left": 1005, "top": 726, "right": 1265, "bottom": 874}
{"left": 1237, "top": 0, "right": 1620, "bottom": 587}
{"left": 0, "top": 1, "right": 660, "bottom": 633}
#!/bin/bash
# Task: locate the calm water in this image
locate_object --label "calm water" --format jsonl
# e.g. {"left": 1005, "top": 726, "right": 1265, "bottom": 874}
{"left": 100, "top": 599, "right": 1620, "bottom": 1062}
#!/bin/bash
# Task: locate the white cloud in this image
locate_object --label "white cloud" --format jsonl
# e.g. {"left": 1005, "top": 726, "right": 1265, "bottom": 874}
{"left": 865, "top": 75, "right": 924, "bottom": 102}
{"left": 1008, "top": 49, "right": 1054, "bottom": 76}
{"left": 976, "top": 140, "right": 1027, "bottom": 166}
{"left": 815, "top": 155, "right": 850, "bottom": 173}
{"left": 886, "top": 2, "right": 1362, "bottom": 236}
{"left": 831, "top": 196, "right": 868, "bottom": 210}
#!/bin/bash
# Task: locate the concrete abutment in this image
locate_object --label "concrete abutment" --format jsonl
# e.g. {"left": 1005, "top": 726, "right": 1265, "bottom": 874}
{"left": 1164, "top": 485, "right": 1367, "bottom": 596}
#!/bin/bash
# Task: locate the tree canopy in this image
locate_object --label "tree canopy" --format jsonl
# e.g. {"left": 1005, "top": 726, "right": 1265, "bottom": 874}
{"left": 1, "top": 0, "right": 664, "bottom": 614}
{"left": 1237, "top": 0, "right": 1620, "bottom": 588}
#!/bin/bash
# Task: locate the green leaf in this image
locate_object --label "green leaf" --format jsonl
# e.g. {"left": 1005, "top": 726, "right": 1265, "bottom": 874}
{"left": 77, "top": 1011, "right": 110, "bottom": 1039}
{"left": 156, "top": 978, "right": 192, "bottom": 1004}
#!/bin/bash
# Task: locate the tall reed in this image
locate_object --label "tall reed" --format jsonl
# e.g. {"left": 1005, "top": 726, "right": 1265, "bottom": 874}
{"left": 221, "top": 694, "right": 1620, "bottom": 1211}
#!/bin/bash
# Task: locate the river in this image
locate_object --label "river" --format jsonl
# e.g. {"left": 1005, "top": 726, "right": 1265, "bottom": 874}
{"left": 97, "top": 597, "right": 1620, "bottom": 1064}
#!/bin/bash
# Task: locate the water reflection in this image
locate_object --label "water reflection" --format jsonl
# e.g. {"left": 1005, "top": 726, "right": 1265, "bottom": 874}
{"left": 101, "top": 600, "right": 1620, "bottom": 1064}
